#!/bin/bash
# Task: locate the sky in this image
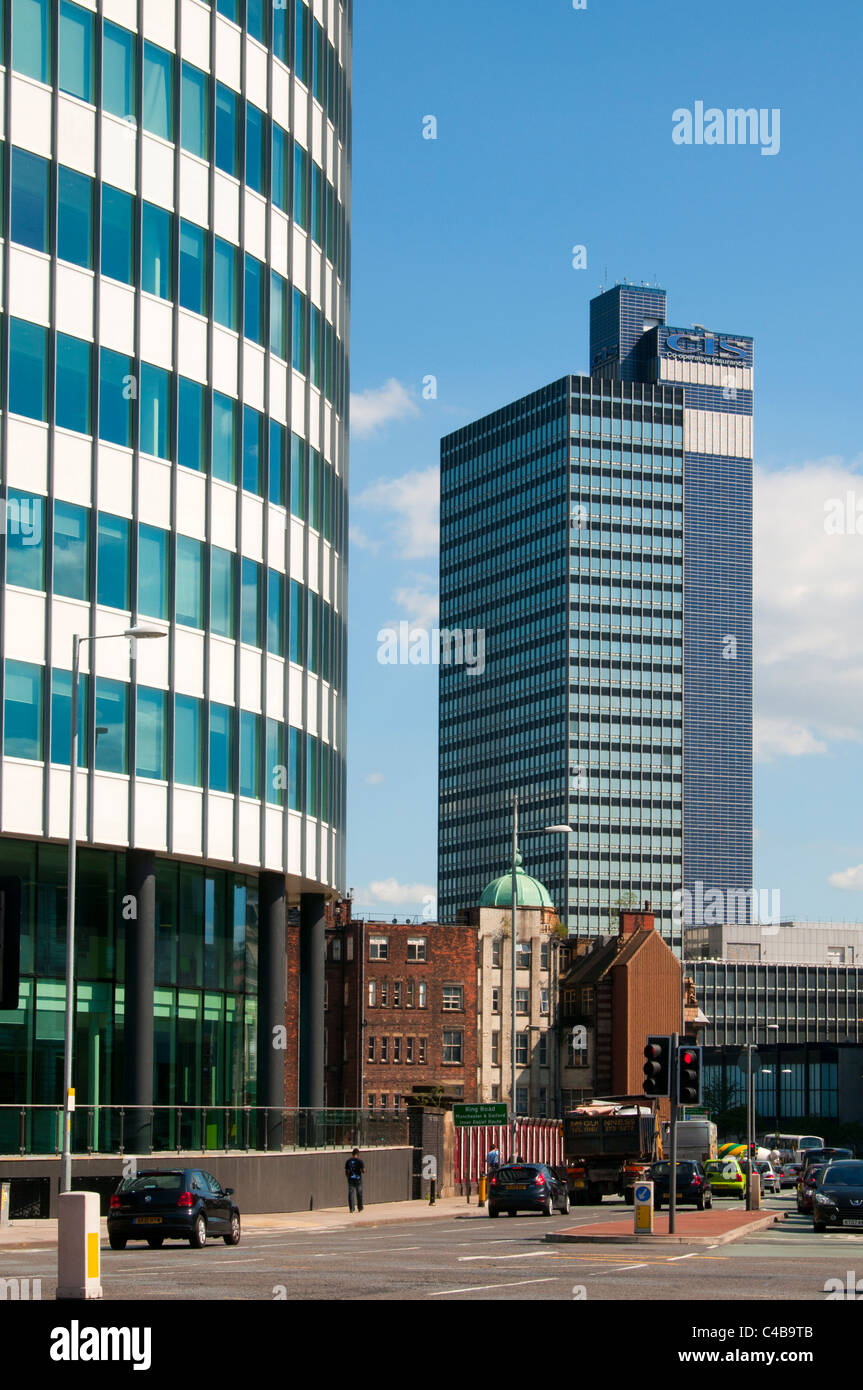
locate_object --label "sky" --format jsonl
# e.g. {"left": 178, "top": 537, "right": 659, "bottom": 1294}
{"left": 344, "top": 0, "right": 863, "bottom": 923}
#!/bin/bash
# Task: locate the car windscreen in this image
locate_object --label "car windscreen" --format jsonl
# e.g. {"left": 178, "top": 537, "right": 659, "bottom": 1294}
{"left": 118, "top": 1173, "right": 184, "bottom": 1193}
{"left": 819, "top": 1164, "right": 863, "bottom": 1186}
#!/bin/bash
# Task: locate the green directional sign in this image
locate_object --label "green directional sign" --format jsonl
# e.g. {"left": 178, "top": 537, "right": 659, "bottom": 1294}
{"left": 453, "top": 1103, "right": 508, "bottom": 1128}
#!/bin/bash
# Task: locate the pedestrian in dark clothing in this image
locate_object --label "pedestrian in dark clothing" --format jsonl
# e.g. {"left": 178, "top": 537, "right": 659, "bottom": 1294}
{"left": 345, "top": 1148, "right": 365, "bottom": 1212}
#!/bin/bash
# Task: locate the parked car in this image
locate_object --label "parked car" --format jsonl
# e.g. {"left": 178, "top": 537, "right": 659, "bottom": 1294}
{"left": 648, "top": 1160, "right": 713, "bottom": 1211}
{"left": 488, "top": 1163, "right": 571, "bottom": 1217}
{"left": 780, "top": 1162, "right": 803, "bottom": 1189}
{"left": 796, "top": 1163, "right": 827, "bottom": 1214}
{"left": 702, "top": 1157, "right": 747, "bottom": 1199}
{"left": 812, "top": 1160, "right": 863, "bottom": 1233}
{"left": 108, "top": 1168, "right": 241, "bottom": 1249}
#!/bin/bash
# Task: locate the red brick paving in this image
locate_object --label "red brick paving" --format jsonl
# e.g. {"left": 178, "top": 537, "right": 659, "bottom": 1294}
{"left": 547, "top": 1208, "right": 780, "bottom": 1245}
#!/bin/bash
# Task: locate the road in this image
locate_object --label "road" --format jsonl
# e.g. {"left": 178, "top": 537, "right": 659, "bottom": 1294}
{"left": 4, "top": 1189, "right": 862, "bottom": 1301}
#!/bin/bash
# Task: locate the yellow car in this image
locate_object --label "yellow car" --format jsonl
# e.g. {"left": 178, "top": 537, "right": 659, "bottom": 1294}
{"left": 703, "top": 1158, "right": 747, "bottom": 1199}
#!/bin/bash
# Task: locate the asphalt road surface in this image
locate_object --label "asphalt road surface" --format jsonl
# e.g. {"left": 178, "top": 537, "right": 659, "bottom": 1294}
{"left": 4, "top": 1191, "right": 863, "bottom": 1301}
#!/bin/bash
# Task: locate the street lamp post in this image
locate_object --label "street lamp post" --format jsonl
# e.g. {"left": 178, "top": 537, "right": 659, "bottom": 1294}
{"left": 60, "top": 626, "right": 166, "bottom": 1194}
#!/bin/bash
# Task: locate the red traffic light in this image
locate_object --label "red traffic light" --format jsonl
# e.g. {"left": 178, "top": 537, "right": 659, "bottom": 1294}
{"left": 680, "top": 1050, "right": 695, "bottom": 1066}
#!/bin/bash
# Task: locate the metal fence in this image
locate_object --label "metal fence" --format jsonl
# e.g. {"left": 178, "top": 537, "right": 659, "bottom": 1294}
{"left": 454, "top": 1118, "right": 563, "bottom": 1185}
{"left": 0, "top": 1105, "right": 410, "bottom": 1157}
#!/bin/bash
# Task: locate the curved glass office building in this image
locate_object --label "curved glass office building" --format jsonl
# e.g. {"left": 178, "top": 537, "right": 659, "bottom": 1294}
{"left": 0, "top": 0, "right": 351, "bottom": 1151}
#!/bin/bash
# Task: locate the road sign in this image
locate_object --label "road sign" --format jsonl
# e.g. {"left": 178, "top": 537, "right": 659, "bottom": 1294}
{"left": 634, "top": 1179, "right": 654, "bottom": 1234}
{"left": 453, "top": 1103, "right": 508, "bottom": 1127}
{"left": 635, "top": 1184, "right": 651, "bottom": 1203}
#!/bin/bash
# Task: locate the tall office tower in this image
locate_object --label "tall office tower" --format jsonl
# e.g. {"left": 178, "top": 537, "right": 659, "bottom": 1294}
{"left": 438, "top": 286, "right": 753, "bottom": 947}
{"left": 0, "top": 0, "right": 350, "bottom": 1151}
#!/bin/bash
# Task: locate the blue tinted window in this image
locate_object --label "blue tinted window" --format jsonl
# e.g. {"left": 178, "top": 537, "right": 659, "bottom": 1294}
{"left": 101, "top": 185, "right": 134, "bottom": 284}
{"left": 98, "top": 347, "right": 133, "bottom": 447}
{"left": 245, "top": 102, "right": 266, "bottom": 194}
{"left": 140, "top": 363, "right": 171, "bottom": 460}
{"left": 307, "top": 588, "right": 319, "bottom": 673}
{"left": 5, "top": 491, "right": 45, "bottom": 590}
{"left": 293, "top": 143, "right": 308, "bottom": 229}
{"left": 209, "top": 704, "right": 234, "bottom": 793}
{"left": 179, "top": 219, "right": 207, "bottom": 314}
{"left": 9, "top": 318, "right": 47, "bottom": 421}
{"left": 59, "top": 1, "right": 94, "bottom": 102}
{"left": 289, "top": 725, "right": 302, "bottom": 810}
{"left": 211, "top": 547, "right": 235, "bottom": 639}
{"left": 273, "top": 3, "right": 288, "bottom": 63}
{"left": 4, "top": 659, "right": 43, "bottom": 759}
{"left": 242, "top": 405, "right": 263, "bottom": 495}
{"left": 267, "top": 569, "right": 285, "bottom": 657}
{"left": 290, "top": 434, "right": 306, "bottom": 519}
{"left": 270, "top": 271, "right": 287, "bottom": 359}
{"left": 178, "top": 377, "right": 206, "bottom": 472}
{"left": 265, "top": 719, "right": 284, "bottom": 806}
{"left": 97, "top": 513, "right": 130, "bottom": 609}
{"left": 247, "top": 0, "right": 266, "bottom": 44}
{"left": 215, "top": 84, "right": 239, "bottom": 177}
{"left": 181, "top": 62, "right": 209, "bottom": 159}
{"left": 56, "top": 333, "right": 91, "bottom": 435}
{"left": 241, "top": 558, "right": 262, "bottom": 647}
{"left": 306, "top": 733, "right": 318, "bottom": 815}
{"left": 142, "top": 203, "right": 173, "bottom": 300}
{"left": 311, "top": 162, "right": 323, "bottom": 246}
{"left": 268, "top": 421, "right": 286, "bottom": 507}
{"left": 272, "top": 124, "right": 288, "bottom": 211}
{"left": 175, "top": 694, "right": 203, "bottom": 787}
{"left": 58, "top": 165, "right": 93, "bottom": 268}
{"left": 11, "top": 147, "right": 49, "bottom": 251}
{"left": 294, "top": 0, "right": 309, "bottom": 85}
{"left": 138, "top": 524, "right": 168, "bottom": 620}
{"left": 216, "top": 0, "right": 239, "bottom": 20}
{"left": 290, "top": 579, "right": 304, "bottom": 664}
{"left": 244, "top": 254, "right": 265, "bottom": 344}
{"left": 309, "top": 305, "right": 322, "bottom": 389}
{"left": 214, "top": 238, "right": 238, "bottom": 329}
{"left": 239, "top": 711, "right": 260, "bottom": 798}
{"left": 94, "top": 677, "right": 128, "bottom": 773}
{"left": 12, "top": 0, "right": 52, "bottom": 84}
{"left": 308, "top": 448, "right": 321, "bottom": 530}
{"left": 143, "top": 42, "right": 173, "bottom": 140}
{"left": 213, "top": 393, "right": 237, "bottom": 483}
{"left": 53, "top": 501, "right": 89, "bottom": 600}
{"left": 176, "top": 534, "right": 203, "bottom": 628}
{"left": 292, "top": 289, "right": 307, "bottom": 372}
{"left": 102, "top": 21, "right": 136, "bottom": 121}
{"left": 50, "top": 669, "right": 87, "bottom": 767}
{"left": 136, "top": 687, "right": 166, "bottom": 780}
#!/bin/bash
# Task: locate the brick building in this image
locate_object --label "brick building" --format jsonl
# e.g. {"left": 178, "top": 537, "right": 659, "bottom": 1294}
{"left": 323, "top": 903, "right": 478, "bottom": 1111}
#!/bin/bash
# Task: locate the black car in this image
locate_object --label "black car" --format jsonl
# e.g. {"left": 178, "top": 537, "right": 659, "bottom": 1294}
{"left": 648, "top": 1160, "right": 713, "bottom": 1211}
{"left": 801, "top": 1147, "right": 854, "bottom": 1172}
{"left": 812, "top": 1161, "right": 863, "bottom": 1233}
{"left": 488, "top": 1163, "right": 571, "bottom": 1218}
{"left": 108, "top": 1169, "right": 241, "bottom": 1249}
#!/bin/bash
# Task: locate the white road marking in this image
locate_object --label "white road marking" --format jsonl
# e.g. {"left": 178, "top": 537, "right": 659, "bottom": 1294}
{"left": 428, "top": 1277, "right": 559, "bottom": 1296}
{"left": 458, "top": 1251, "right": 553, "bottom": 1262}
{"left": 606, "top": 1263, "right": 648, "bottom": 1272}
{"left": 667, "top": 1252, "right": 699, "bottom": 1261}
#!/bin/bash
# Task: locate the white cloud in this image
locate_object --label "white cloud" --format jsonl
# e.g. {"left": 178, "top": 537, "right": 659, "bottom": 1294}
{"left": 354, "top": 466, "right": 439, "bottom": 559}
{"left": 349, "top": 525, "right": 381, "bottom": 554}
{"left": 350, "top": 379, "right": 420, "bottom": 437}
{"left": 755, "top": 458, "right": 863, "bottom": 760}
{"left": 366, "top": 877, "right": 437, "bottom": 906}
{"left": 828, "top": 864, "right": 863, "bottom": 891}
{"left": 389, "top": 580, "right": 440, "bottom": 631}
{"left": 364, "top": 772, "right": 385, "bottom": 785}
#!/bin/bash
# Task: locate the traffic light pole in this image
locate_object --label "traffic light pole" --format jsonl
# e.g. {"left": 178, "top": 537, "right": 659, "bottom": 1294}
{"left": 669, "top": 1031, "right": 678, "bottom": 1234}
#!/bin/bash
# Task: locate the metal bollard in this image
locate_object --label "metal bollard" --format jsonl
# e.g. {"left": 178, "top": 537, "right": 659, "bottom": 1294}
{"left": 429, "top": 1178, "right": 436, "bottom": 1206}
{"left": 478, "top": 1176, "right": 487, "bottom": 1207}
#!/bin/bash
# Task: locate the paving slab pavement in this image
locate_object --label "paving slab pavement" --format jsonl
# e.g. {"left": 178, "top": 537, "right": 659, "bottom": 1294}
{"left": 546, "top": 1208, "right": 781, "bottom": 1246}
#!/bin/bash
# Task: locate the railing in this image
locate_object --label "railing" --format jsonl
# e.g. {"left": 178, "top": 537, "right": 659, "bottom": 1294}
{"left": 0, "top": 1105, "right": 410, "bottom": 1157}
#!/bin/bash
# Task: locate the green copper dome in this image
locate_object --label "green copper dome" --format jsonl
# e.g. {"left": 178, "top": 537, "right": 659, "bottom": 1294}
{"left": 479, "top": 853, "right": 554, "bottom": 908}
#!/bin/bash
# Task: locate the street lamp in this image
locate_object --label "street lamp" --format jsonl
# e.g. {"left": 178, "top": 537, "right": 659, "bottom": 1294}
{"left": 61, "top": 625, "right": 166, "bottom": 1194}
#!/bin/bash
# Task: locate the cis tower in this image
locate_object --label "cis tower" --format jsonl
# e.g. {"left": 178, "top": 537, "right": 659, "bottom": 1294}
{"left": 438, "top": 285, "right": 753, "bottom": 947}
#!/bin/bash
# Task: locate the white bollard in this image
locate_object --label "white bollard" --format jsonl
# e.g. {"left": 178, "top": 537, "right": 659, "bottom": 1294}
{"left": 57, "top": 1191, "right": 103, "bottom": 1300}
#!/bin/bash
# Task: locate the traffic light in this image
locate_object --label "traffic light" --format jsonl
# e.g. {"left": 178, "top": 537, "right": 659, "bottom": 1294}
{"left": 677, "top": 1044, "right": 703, "bottom": 1105}
{"left": 643, "top": 1035, "right": 671, "bottom": 1097}
{"left": 0, "top": 877, "right": 22, "bottom": 1011}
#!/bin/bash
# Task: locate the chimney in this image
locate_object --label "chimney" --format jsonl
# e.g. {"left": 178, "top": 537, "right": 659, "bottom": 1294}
{"left": 619, "top": 901, "right": 655, "bottom": 936}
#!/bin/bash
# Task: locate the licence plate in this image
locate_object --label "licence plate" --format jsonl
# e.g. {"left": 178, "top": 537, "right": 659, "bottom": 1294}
{"left": 506, "top": 1185, "right": 528, "bottom": 1191}
{"left": 840, "top": 1219, "right": 863, "bottom": 1228}
{"left": 133, "top": 1216, "right": 163, "bottom": 1225}
{"left": 570, "top": 1180, "right": 586, "bottom": 1188}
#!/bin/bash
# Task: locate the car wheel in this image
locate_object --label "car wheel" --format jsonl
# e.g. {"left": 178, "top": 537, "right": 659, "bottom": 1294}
{"left": 146, "top": 1236, "right": 164, "bottom": 1248}
{"left": 542, "top": 1196, "right": 554, "bottom": 1217}
{"left": 189, "top": 1214, "right": 207, "bottom": 1249}
{"left": 223, "top": 1213, "right": 241, "bottom": 1246}
{"left": 560, "top": 1193, "right": 571, "bottom": 1215}
{"left": 705, "top": 1194, "right": 713, "bottom": 1210}
{"left": 108, "top": 1233, "right": 127, "bottom": 1251}
{"left": 488, "top": 1206, "right": 499, "bottom": 1218}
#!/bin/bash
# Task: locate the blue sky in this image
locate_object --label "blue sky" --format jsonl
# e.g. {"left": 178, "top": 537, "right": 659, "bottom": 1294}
{"left": 345, "top": 0, "right": 863, "bottom": 922}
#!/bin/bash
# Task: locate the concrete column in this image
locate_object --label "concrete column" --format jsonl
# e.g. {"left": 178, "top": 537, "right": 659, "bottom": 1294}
{"left": 123, "top": 851, "right": 155, "bottom": 1154}
{"left": 299, "top": 893, "right": 326, "bottom": 1108}
{"left": 257, "top": 872, "right": 287, "bottom": 1149}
